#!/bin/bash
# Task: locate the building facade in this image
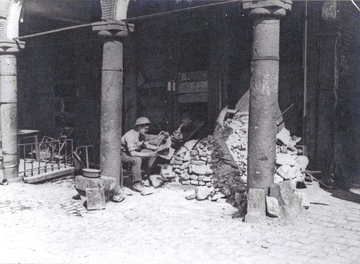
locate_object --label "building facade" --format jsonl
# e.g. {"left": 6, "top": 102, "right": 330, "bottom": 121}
{"left": 0, "top": 0, "right": 359, "bottom": 189}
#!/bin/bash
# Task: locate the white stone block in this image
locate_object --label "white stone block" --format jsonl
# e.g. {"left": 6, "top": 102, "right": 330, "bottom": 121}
{"left": 295, "top": 191, "right": 310, "bottom": 209}
{"left": 295, "top": 155, "right": 309, "bottom": 171}
{"left": 266, "top": 196, "right": 280, "bottom": 217}
{"left": 195, "top": 186, "right": 214, "bottom": 200}
{"left": 188, "top": 164, "right": 213, "bottom": 175}
{"left": 277, "top": 127, "right": 292, "bottom": 146}
{"left": 276, "top": 153, "right": 297, "bottom": 166}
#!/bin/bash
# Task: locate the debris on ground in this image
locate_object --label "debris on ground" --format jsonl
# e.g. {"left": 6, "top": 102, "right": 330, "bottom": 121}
{"left": 162, "top": 107, "right": 311, "bottom": 220}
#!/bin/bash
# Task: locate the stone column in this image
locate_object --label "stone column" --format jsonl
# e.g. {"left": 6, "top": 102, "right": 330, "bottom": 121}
{"left": 0, "top": 40, "right": 24, "bottom": 181}
{"left": 243, "top": 1, "right": 292, "bottom": 191}
{"left": 92, "top": 21, "right": 134, "bottom": 185}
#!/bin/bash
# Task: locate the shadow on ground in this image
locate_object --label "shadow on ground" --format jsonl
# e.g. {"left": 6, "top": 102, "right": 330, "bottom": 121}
{"left": 319, "top": 182, "right": 360, "bottom": 204}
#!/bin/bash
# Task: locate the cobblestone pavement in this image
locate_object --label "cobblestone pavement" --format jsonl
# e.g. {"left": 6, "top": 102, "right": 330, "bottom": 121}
{"left": 1, "top": 177, "right": 360, "bottom": 264}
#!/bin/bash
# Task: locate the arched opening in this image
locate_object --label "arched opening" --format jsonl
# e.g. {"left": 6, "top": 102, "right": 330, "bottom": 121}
{"left": 17, "top": 0, "right": 102, "bottom": 150}
{"left": 6, "top": 0, "right": 22, "bottom": 39}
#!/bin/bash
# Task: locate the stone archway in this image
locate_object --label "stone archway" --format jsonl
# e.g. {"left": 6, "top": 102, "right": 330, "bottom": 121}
{"left": 4, "top": 0, "right": 23, "bottom": 39}
{"left": 0, "top": 0, "right": 132, "bottom": 181}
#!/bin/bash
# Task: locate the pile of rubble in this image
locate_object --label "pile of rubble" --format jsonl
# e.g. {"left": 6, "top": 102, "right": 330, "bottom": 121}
{"left": 275, "top": 127, "right": 309, "bottom": 185}
{"left": 165, "top": 109, "right": 310, "bottom": 207}
{"left": 221, "top": 111, "right": 309, "bottom": 187}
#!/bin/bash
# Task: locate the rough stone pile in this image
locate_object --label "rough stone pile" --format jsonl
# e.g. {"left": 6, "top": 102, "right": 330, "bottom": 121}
{"left": 165, "top": 111, "right": 248, "bottom": 203}
{"left": 275, "top": 127, "right": 309, "bottom": 185}
{"left": 222, "top": 112, "right": 309, "bottom": 186}
{"left": 166, "top": 110, "right": 310, "bottom": 206}
{"left": 222, "top": 111, "right": 249, "bottom": 182}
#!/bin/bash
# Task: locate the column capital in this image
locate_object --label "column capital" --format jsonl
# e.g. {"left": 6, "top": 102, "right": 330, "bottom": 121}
{"left": 249, "top": 7, "right": 287, "bottom": 19}
{"left": 92, "top": 20, "right": 135, "bottom": 38}
{"left": 242, "top": 0, "right": 292, "bottom": 19}
{"left": 0, "top": 39, "right": 25, "bottom": 54}
{"left": 242, "top": 0, "right": 292, "bottom": 11}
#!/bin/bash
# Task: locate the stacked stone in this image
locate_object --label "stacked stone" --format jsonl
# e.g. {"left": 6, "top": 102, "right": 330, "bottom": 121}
{"left": 169, "top": 112, "right": 249, "bottom": 203}
{"left": 171, "top": 140, "right": 216, "bottom": 187}
{"left": 169, "top": 110, "right": 310, "bottom": 209}
{"left": 169, "top": 149, "right": 191, "bottom": 181}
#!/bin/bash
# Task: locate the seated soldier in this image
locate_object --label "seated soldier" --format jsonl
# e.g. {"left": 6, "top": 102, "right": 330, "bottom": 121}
{"left": 171, "top": 113, "right": 202, "bottom": 149}
{"left": 121, "top": 117, "right": 159, "bottom": 193}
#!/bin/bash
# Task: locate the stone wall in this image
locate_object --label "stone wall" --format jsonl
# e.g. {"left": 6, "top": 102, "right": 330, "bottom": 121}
{"left": 312, "top": 2, "right": 360, "bottom": 187}
{"left": 332, "top": 2, "right": 360, "bottom": 185}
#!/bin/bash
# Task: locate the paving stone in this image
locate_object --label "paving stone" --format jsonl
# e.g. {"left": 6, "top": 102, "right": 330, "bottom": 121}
{"left": 330, "top": 218, "right": 349, "bottom": 226}
{"left": 1, "top": 179, "right": 360, "bottom": 263}
{"left": 267, "top": 236, "right": 287, "bottom": 245}
{"left": 325, "top": 223, "right": 337, "bottom": 228}
{"left": 347, "top": 246, "right": 360, "bottom": 253}
{"left": 340, "top": 231, "right": 360, "bottom": 241}
{"left": 307, "top": 258, "right": 333, "bottom": 264}
{"left": 327, "top": 236, "right": 348, "bottom": 245}
{"left": 325, "top": 254, "right": 351, "bottom": 263}
{"left": 338, "top": 249, "right": 354, "bottom": 259}
{"left": 282, "top": 240, "right": 303, "bottom": 249}
{"left": 345, "top": 215, "right": 360, "bottom": 222}
{"left": 317, "top": 215, "right": 333, "bottom": 222}
{"left": 297, "top": 237, "right": 316, "bottom": 244}
{"left": 346, "top": 238, "right": 360, "bottom": 247}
